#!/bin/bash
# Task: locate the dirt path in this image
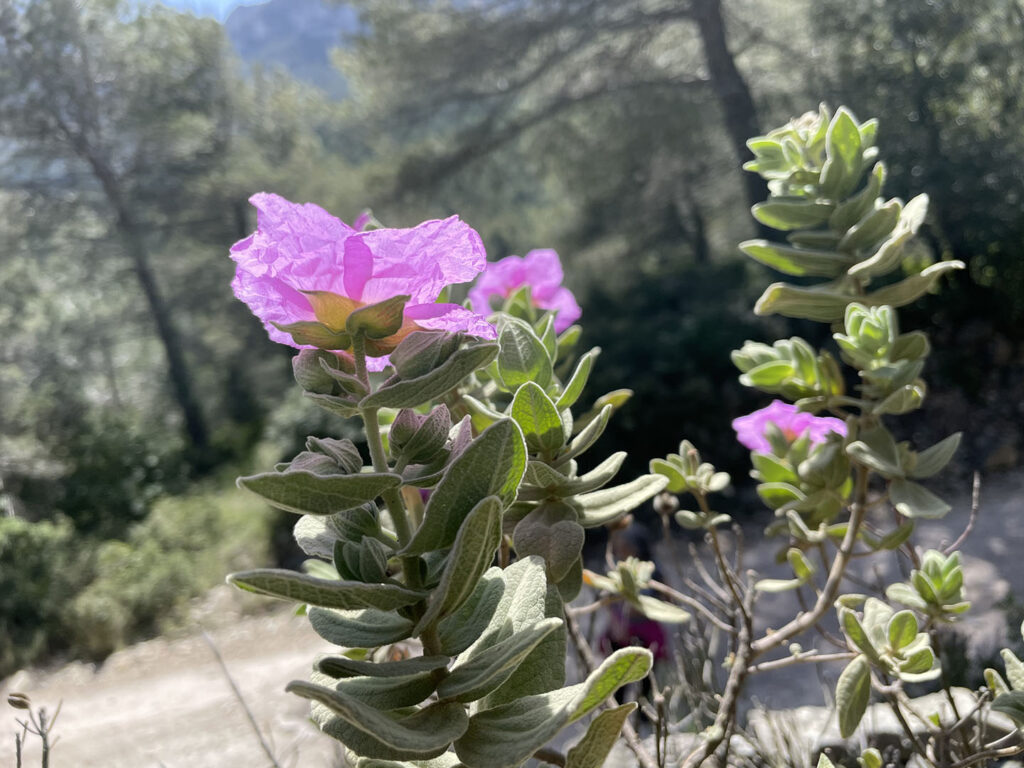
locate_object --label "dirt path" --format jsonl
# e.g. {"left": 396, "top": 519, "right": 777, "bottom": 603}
{"left": 1, "top": 593, "right": 342, "bottom": 768}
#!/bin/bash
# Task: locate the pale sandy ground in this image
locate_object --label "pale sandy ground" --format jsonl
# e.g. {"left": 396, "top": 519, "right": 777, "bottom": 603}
{"left": 1, "top": 591, "right": 342, "bottom": 768}
{"left": 2, "top": 470, "right": 1022, "bottom": 767}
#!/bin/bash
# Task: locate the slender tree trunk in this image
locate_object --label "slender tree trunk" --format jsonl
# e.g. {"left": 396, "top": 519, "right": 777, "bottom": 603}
{"left": 73, "top": 141, "right": 211, "bottom": 461}
{"left": 692, "top": 0, "right": 768, "bottom": 215}
{"left": 119, "top": 216, "right": 210, "bottom": 458}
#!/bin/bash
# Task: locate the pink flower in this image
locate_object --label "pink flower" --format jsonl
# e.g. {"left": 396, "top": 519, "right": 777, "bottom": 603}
{"left": 230, "top": 193, "right": 496, "bottom": 370}
{"left": 468, "top": 249, "right": 581, "bottom": 333}
{"left": 732, "top": 400, "right": 847, "bottom": 453}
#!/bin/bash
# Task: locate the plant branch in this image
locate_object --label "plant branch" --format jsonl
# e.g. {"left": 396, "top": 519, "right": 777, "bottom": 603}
{"left": 751, "top": 463, "right": 870, "bottom": 656}
{"left": 564, "top": 610, "right": 659, "bottom": 768}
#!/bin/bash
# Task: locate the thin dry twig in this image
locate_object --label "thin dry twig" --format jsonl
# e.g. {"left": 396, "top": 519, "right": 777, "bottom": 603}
{"left": 202, "top": 630, "right": 283, "bottom": 768}
{"left": 944, "top": 472, "right": 982, "bottom": 556}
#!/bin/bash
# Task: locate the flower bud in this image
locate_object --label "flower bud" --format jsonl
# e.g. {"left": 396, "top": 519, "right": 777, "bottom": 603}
{"left": 390, "top": 331, "right": 464, "bottom": 379}
{"left": 292, "top": 349, "right": 340, "bottom": 394}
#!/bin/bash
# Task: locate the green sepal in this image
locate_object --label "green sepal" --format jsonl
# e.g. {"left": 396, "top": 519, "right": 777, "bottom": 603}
{"left": 273, "top": 320, "right": 352, "bottom": 350}
{"left": 307, "top": 436, "right": 365, "bottom": 474}
{"left": 347, "top": 295, "right": 410, "bottom": 339}
{"left": 389, "top": 331, "right": 464, "bottom": 380}
{"left": 392, "top": 406, "right": 452, "bottom": 465}
{"left": 305, "top": 392, "right": 360, "bottom": 418}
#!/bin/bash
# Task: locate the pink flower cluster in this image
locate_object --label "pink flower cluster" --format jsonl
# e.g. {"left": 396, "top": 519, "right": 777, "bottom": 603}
{"left": 732, "top": 400, "right": 846, "bottom": 453}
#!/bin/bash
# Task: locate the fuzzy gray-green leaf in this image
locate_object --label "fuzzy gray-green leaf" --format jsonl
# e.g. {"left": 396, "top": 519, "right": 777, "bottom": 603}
{"left": 565, "top": 702, "right": 637, "bottom": 768}
{"left": 229, "top": 569, "right": 425, "bottom": 610}
{"left": 836, "top": 655, "right": 871, "bottom": 738}
{"left": 361, "top": 343, "right": 499, "bottom": 409}
{"left": 404, "top": 421, "right": 526, "bottom": 555}
{"left": 511, "top": 381, "right": 565, "bottom": 456}
{"left": 576, "top": 474, "right": 669, "bottom": 528}
{"left": 438, "top": 618, "right": 562, "bottom": 702}
{"left": 307, "top": 607, "right": 414, "bottom": 647}
{"left": 295, "top": 678, "right": 468, "bottom": 760}
{"left": 239, "top": 471, "right": 403, "bottom": 516}
{"left": 557, "top": 348, "right": 599, "bottom": 409}
{"left": 890, "top": 479, "right": 951, "bottom": 519}
{"left": 414, "top": 496, "right": 504, "bottom": 632}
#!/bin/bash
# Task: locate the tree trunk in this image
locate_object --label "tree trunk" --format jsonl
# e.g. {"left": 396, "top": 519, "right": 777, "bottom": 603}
{"left": 119, "top": 216, "right": 211, "bottom": 460}
{"left": 693, "top": 0, "right": 768, "bottom": 215}
{"left": 71, "top": 138, "right": 211, "bottom": 462}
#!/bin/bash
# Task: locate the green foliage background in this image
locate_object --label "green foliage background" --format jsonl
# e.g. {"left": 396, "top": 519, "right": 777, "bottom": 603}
{"left": 1, "top": 0, "right": 1022, "bottom": 673}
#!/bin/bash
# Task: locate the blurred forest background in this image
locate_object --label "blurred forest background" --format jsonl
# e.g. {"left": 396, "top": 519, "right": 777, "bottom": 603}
{"left": 2, "top": 0, "right": 1023, "bottom": 677}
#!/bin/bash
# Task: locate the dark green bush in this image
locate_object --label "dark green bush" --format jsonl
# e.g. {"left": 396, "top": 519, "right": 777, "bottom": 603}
{"left": 68, "top": 483, "right": 276, "bottom": 659}
{"left": 0, "top": 516, "right": 82, "bottom": 678}
{"left": 0, "top": 481, "right": 276, "bottom": 676}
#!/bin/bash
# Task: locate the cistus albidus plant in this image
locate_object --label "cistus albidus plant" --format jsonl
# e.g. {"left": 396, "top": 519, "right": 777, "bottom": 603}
{"left": 227, "top": 108, "right": 1024, "bottom": 768}
{"left": 228, "top": 194, "right": 668, "bottom": 767}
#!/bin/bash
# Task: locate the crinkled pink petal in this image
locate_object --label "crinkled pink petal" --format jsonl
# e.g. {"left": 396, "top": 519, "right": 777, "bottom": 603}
{"left": 357, "top": 217, "right": 486, "bottom": 305}
{"left": 732, "top": 399, "right": 846, "bottom": 453}
{"left": 544, "top": 287, "right": 582, "bottom": 333}
{"left": 521, "top": 249, "right": 564, "bottom": 302}
{"left": 405, "top": 303, "right": 499, "bottom": 340}
{"left": 468, "top": 255, "right": 525, "bottom": 312}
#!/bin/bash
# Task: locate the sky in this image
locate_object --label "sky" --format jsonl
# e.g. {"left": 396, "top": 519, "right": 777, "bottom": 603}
{"left": 158, "top": 0, "right": 266, "bottom": 22}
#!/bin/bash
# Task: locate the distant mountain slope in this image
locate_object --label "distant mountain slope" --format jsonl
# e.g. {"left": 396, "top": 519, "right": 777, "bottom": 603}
{"left": 224, "top": 0, "right": 358, "bottom": 98}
